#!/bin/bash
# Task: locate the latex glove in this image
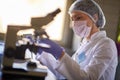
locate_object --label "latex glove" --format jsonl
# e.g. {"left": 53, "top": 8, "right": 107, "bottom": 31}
{"left": 38, "top": 38, "right": 64, "bottom": 60}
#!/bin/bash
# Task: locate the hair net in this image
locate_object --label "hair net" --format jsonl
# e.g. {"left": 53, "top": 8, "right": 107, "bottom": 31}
{"left": 69, "top": 0, "right": 106, "bottom": 28}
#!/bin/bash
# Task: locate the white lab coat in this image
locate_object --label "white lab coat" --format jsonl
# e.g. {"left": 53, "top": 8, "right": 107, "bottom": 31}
{"left": 36, "top": 31, "right": 118, "bottom": 80}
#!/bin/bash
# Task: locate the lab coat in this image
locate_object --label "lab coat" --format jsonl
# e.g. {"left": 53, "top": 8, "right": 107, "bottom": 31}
{"left": 36, "top": 31, "right": 118, "bottom": 80}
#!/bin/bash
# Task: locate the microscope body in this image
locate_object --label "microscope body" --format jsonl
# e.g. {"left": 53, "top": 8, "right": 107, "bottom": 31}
{"left": 2, "top": 8, "right": 61, "bottom": 68}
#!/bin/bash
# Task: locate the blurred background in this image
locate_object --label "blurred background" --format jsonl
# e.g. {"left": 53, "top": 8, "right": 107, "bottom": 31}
{"left": 0, "top": 0, "right": 120, "bottom": 79}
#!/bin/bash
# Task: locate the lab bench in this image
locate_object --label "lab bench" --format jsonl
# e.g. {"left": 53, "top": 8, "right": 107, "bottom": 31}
{"left": 0, "top": 59, "right": 48, "bottom": 80}
{"left": 0, "top": 67, "right": 47, "bottom": 80}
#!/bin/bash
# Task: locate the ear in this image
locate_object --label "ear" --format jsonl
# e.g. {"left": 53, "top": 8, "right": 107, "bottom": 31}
{"left": 93, "top": 14, "right": 98, "bottom": 23}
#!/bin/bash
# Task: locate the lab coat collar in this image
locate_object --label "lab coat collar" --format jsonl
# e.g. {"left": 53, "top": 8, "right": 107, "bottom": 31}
{"left": 89, "top": 30, "right": 106, "bottom": 42}
{"left": 81, "top": 38, "right": 89, "bottom": 45}
{"left": 81, "top": 31, "right": 106, "bottom": 45}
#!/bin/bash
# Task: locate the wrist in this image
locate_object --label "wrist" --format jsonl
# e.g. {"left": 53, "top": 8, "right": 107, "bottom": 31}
{"left": 58, "top": 51, "right": 65, "bottom": 60}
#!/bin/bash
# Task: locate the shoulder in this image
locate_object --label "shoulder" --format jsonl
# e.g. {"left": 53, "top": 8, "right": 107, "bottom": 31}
{"left": 97, "top": 37, "right": 116, "bottom": 49}
{"left": 94, "top": 37, "right": 117, "bottom": 57}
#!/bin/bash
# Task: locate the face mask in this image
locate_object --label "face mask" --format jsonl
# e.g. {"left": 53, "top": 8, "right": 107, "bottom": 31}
{"left": 72, "top": 21, "right": 91, "bottom": 38}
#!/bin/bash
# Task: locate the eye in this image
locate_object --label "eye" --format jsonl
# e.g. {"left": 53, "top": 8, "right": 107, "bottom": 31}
{"left": 76, "top": 16, "right": 82, "bottom": 21}
{"left": 71, "top": 15, "right": 83, "bottom": 21}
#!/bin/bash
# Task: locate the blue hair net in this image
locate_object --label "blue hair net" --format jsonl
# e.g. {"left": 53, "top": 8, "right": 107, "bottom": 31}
{"left": 69, "top": 0, "right": 106, "bottom": 28}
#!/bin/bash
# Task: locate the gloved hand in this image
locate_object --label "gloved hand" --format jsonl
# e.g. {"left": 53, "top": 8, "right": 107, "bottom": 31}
{"left": 38, "top": 38, "right": 64, "bottom": 60}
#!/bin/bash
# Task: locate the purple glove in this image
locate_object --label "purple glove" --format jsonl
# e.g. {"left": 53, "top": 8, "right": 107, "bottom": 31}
{"left": 38, "top": 38, "right": 64, "bottom": 60}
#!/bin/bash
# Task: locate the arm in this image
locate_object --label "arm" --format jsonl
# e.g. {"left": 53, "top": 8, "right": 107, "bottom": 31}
{"left": 36, "top": 38, "right": 117, "bottom": 80}
{"left": 36, "top": 52, "right": 65, "bottom": 79}
{"left": 55, "top": 40, "right": 118, "bottom": 80}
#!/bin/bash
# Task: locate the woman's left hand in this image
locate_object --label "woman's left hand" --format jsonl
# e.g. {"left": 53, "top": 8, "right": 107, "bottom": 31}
{"left": 37, "top": 38, "right": 64, "bottom": 60}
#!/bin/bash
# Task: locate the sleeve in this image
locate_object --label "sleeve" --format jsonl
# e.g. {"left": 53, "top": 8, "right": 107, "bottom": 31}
{"left": 55, "top": 39, "right": 118, "bottom": 80}
{"left": 36, "top": 52, "right": 65, "bottom": 79}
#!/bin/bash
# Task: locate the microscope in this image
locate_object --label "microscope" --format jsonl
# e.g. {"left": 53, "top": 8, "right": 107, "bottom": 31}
{"left": 2, "top": 8, "right": 61, "bottom": 69}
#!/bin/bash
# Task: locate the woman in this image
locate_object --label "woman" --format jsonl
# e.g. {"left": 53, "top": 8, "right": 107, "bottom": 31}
{"left": 36, "top": 0, "right": 118, "bottom": 80}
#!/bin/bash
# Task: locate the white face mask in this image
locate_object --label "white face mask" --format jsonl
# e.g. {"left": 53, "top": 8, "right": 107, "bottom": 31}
{"left": 72, "top": 21, "right": 91, "bottom": 38}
